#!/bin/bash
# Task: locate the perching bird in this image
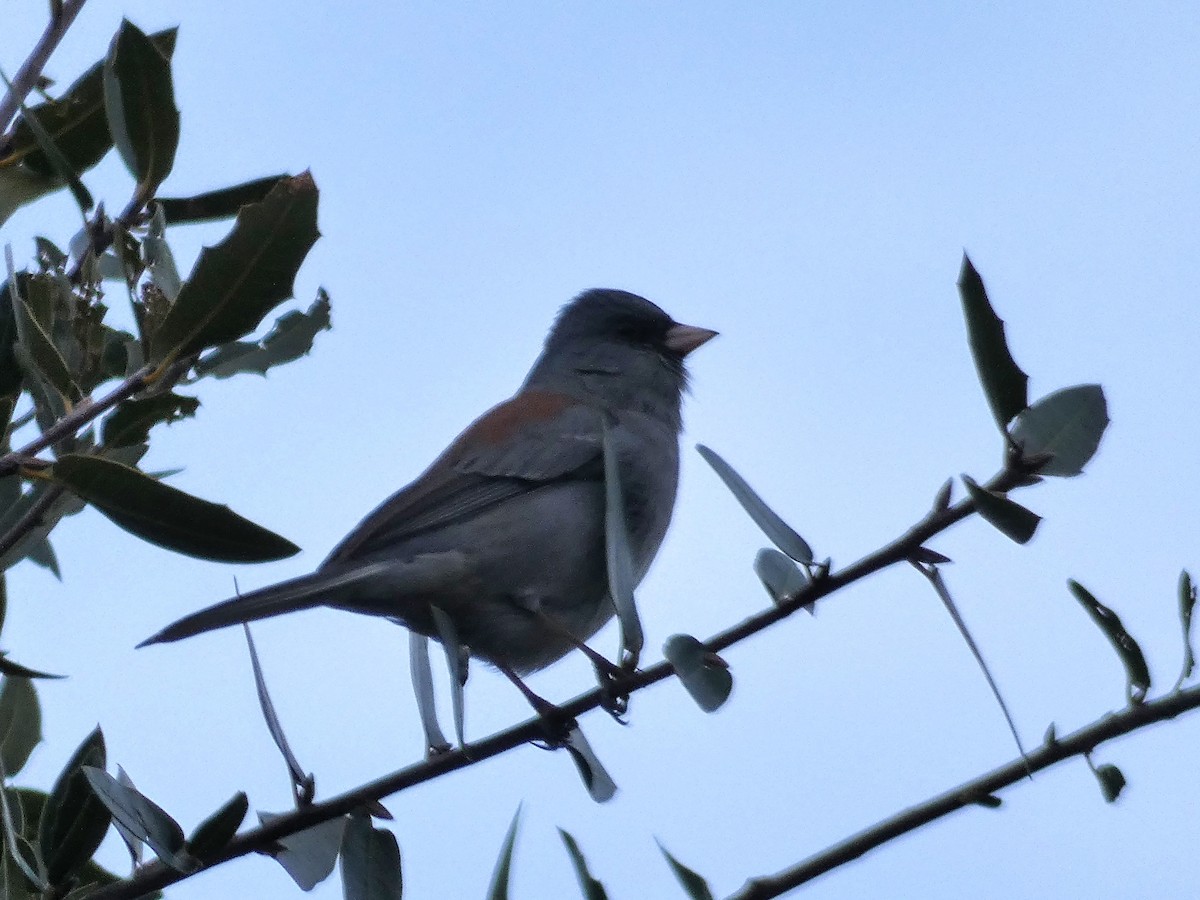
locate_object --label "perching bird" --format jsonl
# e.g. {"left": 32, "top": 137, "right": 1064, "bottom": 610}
{"left": 139, "top": 289, "right": 716, "bottom": 683}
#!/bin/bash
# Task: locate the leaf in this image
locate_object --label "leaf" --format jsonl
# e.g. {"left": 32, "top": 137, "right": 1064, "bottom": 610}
{"left": 961, "top": 475, "right": 1041, "bottom": 544}
{"left": 0, "top": 779, "right": 46, "bottom": 892}
{"left": 487, "top": 806, "right": 522, "bottom": 900}
{"left": 102, "top": 20, "right": 179, "bottom": 196}
{"left": 243, "top": 626, "right": 310, "bottom": 801}
{"left": 662, "top": 634, "right": 733, "bottom": 713}
{"left": 38, "top": 727, "right": 110, "bottom": 886}
{"left": 148, "top": 171, "right": 320, "bottom": 363}
{"left": 157, "top": 174, "right": 287, "bottom": 224}
{"left": 0, "top": 481, "right": 87, "bottom": 574}
{"left": 194, "top": 289, "right": 332, "bottom": 379}
{"left": 50, "top": 454, "right": 300, "bottom": 562}
{"left": 339, "top": 813, "right": 403, "bottom": 900}
{"left": 0, "top": 160, "right": 60, "bottom": 227}
{"left": 558, "top": 828, "right": 609, "bottom": 900}
{"left": 408, "top": 633, "right": 449, "bottom": 756}
{"left": 100, "top": 392, "right": 198, "bottom": 447}
{"left": 656, "top": 841, "right": 714, "bottom": 900}
{"left": 0, "top": 654, "right": 62, "bottom": 680}
{"left": 1178, "top": 570, "right": 1196, "bottom": 688}
{"left": 957, "top": 253, "right": 1029, "bottom": 430}
{"left": 970, "top": 794, "right": 1003, "bottom": 809}
{"left": 753, "top": 548, "right": 809, "bottom": 606}
{"left": 143, "top": 204, "right": 181, "bottom": 301}
{"left": 258, "top": 811, "right": 347, "bottom": 891}
{"left": 696, "top": 444, "right": 813, "bottom": 563}
{"left": 7, "top": 274, "right": 81, "bottom": 402}
{"left": 0, "top": 678, "right": 40, "bottom": 777}
{"left": 1093, "top": 762, "right": 1127, "bottom": 803}
{"left": 562, "top": 727, "right": 617, "bottom": 803}
{"left": 81, "top": 767, "right": 189, "bottom": 870}
{"left": 602, "top": 414, "right": 641, "bottom": 667}
{"left": 1009, "top": 384, "right": 1108, "bottom": 477}
{"left": 109, "top": 767, "right": 143, "bottom": 866}
{"left": 185, "top": 792, "right": 248, "bottom": 861}
{"left": 1069, "top": 580, "right": 1151, "bottom": 703}
{"left": 0, "top": 285, "right": 20, "bottom": 397}
{"left": 431, "top": 606, "right": 467, "bottom": 749}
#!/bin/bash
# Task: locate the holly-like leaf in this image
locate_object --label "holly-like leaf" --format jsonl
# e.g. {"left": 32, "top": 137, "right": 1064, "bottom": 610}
{"left": 157, "top": 174, "right": 287, "bottom": 224}
{"left": 961, "top": 475, "right": 1041, "bottom": 544}
{"left": 957, "top": 253, "right": 1029, "bottom": 431}
{"left": 1010, "top": 384, "right": 1108, "bottom": 477}
{"left": 194, "top": 289, "right": 331, "bottom": 379}
{"left": 101, "top": 392, "right": 198, "bottom": 447}
{"left": 1069, "top": 579, "right": 1151, "bottom": 703}
{"left": 149, "top": 172, "right": 319, "bottom": 363}
{"left": 50, "top": 454, "right": 299, "bottom": 562}
{"left": 102, "top": 20, "right": 179, "bottom": 197}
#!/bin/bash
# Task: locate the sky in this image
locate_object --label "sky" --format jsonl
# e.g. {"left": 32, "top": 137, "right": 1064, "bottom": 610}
{"left": 4, "top": 2, "right": 1200, "bottom": 898}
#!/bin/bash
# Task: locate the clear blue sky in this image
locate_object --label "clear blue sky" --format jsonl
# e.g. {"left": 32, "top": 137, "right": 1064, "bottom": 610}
{"left": 5, "top": 2, "right": 1200, "bottom": 898}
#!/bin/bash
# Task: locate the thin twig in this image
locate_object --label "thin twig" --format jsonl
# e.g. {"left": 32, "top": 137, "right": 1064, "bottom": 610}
{"left": 727, "top": 684, "right": 1200, "bottom": 899}
{"left": 0, "top": 482, "right": 63, "bottom": 562}
{"left": 0, "top": 0, "right": 89, "bottom": 135}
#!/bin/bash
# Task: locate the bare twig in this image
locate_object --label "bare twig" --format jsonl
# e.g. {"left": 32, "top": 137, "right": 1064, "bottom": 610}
{"left": 0, "top": 0, "right": 89, "bottom": 135}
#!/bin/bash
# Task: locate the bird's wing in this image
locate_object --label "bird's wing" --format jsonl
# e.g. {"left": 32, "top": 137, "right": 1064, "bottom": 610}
{"left": 321, "top": 389, "right": 602, "bottom": 567}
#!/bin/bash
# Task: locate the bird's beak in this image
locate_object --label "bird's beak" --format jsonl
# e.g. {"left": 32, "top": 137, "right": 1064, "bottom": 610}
{"left": 665, "top": 323, "right": 719, "bottom": 356}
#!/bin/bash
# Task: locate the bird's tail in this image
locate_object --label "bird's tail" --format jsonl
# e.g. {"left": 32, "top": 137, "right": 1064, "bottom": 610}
{"left": 137, "top": 563, "right": 392, "bottom": 647}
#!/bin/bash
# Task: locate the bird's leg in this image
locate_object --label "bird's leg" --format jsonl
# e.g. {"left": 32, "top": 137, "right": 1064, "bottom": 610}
{"left": 496, "top": 663, "right": 576, "bottom": 745}
{"left": 530, "top": 610, "right": 631, "bottom": 721}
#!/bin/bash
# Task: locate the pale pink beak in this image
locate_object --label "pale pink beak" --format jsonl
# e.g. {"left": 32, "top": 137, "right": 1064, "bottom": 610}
{"left": 665, "top": 323, "right": 719, "bottom": 356}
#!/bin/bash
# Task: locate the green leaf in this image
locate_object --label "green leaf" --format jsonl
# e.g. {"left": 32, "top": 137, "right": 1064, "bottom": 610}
{"left": 143, "top": 204, "right": 182, "bottom": 301}
{"left": 558, "top": 828, "right": 608, "bottom": 900}
{"left": 102, "top": 20, "right": 179, "bottom": 197}
{"left": 339, "top": 812, "right": 403, "bottom": 900}
{"left": 258, "top": 811, "right": 346, "bottom": 891}
{"left": 656, "top": 841, "right": 714, "bottom": 900}
{"left": 486, "top": 806, "right": 522, "bottom": 900}
{"left": 100, "top": 392, "right": 198, "bottom": 447}
{"left": 696, "top": 444, "right": 813, "bottom": 563}
{"left": 149, "top": 171, "right": 320, "bottom": 363}
{"left": 185, "top": 792, "right": 247, "bottom": 862}
{"left": 1093, "top": 762, "right": 1126, "bottom": 803}
{"left": 7, "top": 276, "right": 81, "bottom": 402}
{"left": 563, "top": 727, "right": 617, "bottom": 804}
{"left": 157, "top": 174, "right": 287, "bottom": 224}
{"left": 961, "top": 475, "right": 1041, "bottom": 544}
{"left": 194, "top": 288, "right": 331, "bottom": 379}
{"left": 0, "top": 654, "right": 62, "bottom": 680}
{"left": 1178, "top": 570, "right": 1196, "bottom": 688}
{"left": 1010, "top": 384, "right": 1108, "bottom": 477}
{"left": 662, "top": 634, "right": 733, "bottom": 713}
{"left": 1068, "top": 579, "right": 1151, "bottom": 703}
{"left": 753, "top": 548, "right": 809, "bottom": 606}
{"left": 0, "top": 677, "right": 41, "bottom": 776}
{"left": 50, "top": 454, "right": 300, "bottom": 562}
{"left": 602, "top": 414, "right": 642, "bottom": 667}
{"left": 0, "top": 481, "right": 87, "bottom": 574}
{"left": 38, "top": 726, "right": 109, "bottom": 886}
{"left": 0, "top": 780, "right": 46, "bottom": 892}
{"left": 0, "top": 289, "right": 22, "bottom": 398}
{"left": 81, "top": 767, "right": 189, "bottom": 870}
{"left": 957, "top": 253, "right": 1029, "bottom": 431}
{"left": 0, "top": 161, "right": 59, "bottom": 227}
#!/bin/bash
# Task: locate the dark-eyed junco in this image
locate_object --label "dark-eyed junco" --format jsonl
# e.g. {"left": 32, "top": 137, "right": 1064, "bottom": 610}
{"left": 140, "top": 289, "right": 716, "bottom": 680}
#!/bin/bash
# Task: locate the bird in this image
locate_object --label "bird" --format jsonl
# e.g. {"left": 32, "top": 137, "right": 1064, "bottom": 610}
{"left": 139, "top": 289, "right": 716, "bottom": 690}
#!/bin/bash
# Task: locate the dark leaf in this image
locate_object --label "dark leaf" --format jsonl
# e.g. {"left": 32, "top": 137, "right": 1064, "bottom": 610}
{"left": 8, "top": 277, "right": 81, "bottom": 402}
{"left": 753, "top": 548, "right": 809, "bottom": 606}
{"left": 1177, "top": 569, "right": 1195, "bottom": 688}
{"left": 38, "top": 726, "right": 110, "bottom": 886}
{"left": 657, "top": 842, "right": 715, "bottom": 900}
{"left": 957, "top": 253, "right": 1029, "bottom": 430}
{"left": 558, "top": 829, "right": 609, "bottom": 900}
{"left": 0, "top": 71, "right": 92, "bottom": 214}
{"left": 1044, "top": 722, "right": 1058, "bottom": 745}
{"left": 149, "top": 172, "right": 320, "bottom": 363}
{"left": 0, "top": 654, "right": 62, "bottom": 680}
{"left": 602, "top": 414, "right": 641, "bottom": 666}
{"left": 194, "top": 289, "right": 331, "bottom": 379}
{"left": 1010, "top": 384, "right": 1108, "bottom": 477}
{"left": 51, "top": 454, "right": 300, "bottom": 562}
{"left": 158, "top": 174, "right": 288, "bottom": 224}
{"left": 339, "top": 813, "right": 403, "bottom": 900}
{"left": 487, "top": 806, "right": 521, "bottom": 900}
{"left": 23, "top": 533, "right": 60, "bottom": 578}
{"left": 932, "top": 478, "right": 953, "bottom": 511}
{"left": 1093, "top": 762, "right": 1127, "bottom": 803}
{"left": 0, "top": 285, "right": 20, "bottom": 397}
{"left": 696, "top": 444, "right": 813, "bottom": 563}
{"left": 109, "top": 767, "right": 143, "bottom": 866}
{"left": 81, "top": 767, "right": 189, "bottom": 870}
{"left": 0, "top": 167, "right": 58, "bottom": 228}
{"left": 662, "top": 634, "right": 732, "bottom": 713}
{"left": 0, "top": 780, "right": 46, "bottom": 891}
{"left": 961, "top": 475, "right": 1041, "bottom": 544}
{"left": 185, "top": 792, "right": 248, "bottom": 862}
{"left": 971, "top": 794, "right": 1003, "bottom": 809}
{"left": 101, "top": 392, "right": 198, "bottom": 447}
{"left": 1069, "top": 580, "right": 1151, "bottom": 703}
{"left": 0, "top": 481, "right": 87, "bottom": 574}
{"left": 563, "top": 727, "right": 617, "bottom": 803}
{"left": 0, "top": 677, "right": 41, "bottom": 776}
{"left": 244, "top": 626, "right": 310, "bottom": 801}
{"left": 258, "top": 811, "right": 347, "bottom": 891}
{"left": 102, "top": 20, "right": 179, "bottom": 197}
{"left": 910, "top": 546, "right": 952, "bottom": 565}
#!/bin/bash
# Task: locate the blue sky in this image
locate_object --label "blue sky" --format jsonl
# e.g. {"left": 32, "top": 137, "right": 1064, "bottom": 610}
{"left": 4, "top": 2, "right": 1200, "bottom": 898}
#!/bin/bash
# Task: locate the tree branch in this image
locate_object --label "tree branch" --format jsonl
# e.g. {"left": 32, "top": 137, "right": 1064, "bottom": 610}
{"left": 727, "top": 684, "right": 1200, "bottom": 899}
{"left": 0, "top": 0, "right": 90, "bottom": 135}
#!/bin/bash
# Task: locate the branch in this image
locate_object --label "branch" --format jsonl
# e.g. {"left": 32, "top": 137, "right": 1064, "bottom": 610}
{"left": 0, "top": 0, "right": 90, "bottom": 134}
{"left": 0, "top": 481, "right": 63, "bottom": 561}
{"left": 77, "top": 460, "right": 1045, "bottom": 900}
{"left": 727, "top": 684, "right": 1200, "bottom": 899}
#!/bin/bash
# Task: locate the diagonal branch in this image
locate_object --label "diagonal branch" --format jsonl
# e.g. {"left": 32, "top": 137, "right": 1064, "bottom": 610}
{"left": 0, "top": 0, "right": 90, "bottom": 135}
